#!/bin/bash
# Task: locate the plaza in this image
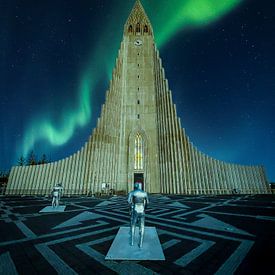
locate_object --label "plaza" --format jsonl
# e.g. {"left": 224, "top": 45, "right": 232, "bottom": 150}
{"left": 0, "top": 194, "right": 274, "bottom": 274}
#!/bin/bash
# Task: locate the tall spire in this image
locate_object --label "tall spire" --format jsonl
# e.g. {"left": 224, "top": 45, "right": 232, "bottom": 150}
{"left": 124, "top": 0, "right": 153, "bottom": 36}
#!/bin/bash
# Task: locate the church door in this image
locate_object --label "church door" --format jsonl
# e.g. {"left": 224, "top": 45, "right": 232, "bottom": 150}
{"left": 134, "top": 173, "right": 144, "bottom": 190}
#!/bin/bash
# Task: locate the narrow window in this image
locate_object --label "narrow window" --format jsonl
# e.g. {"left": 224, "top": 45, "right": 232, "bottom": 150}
{"left": 137, "top": 100, "right": 140, "bottom": 104}
{"left": 134, "top": 133, "right": 143, "bottom": 170}
{"left": 128, "top": 25, "right": 133, "bottom": 33}
{"left": 144, "top": 25, "right": 148, "bottom": 33}
{"left": 136, "top": 23, "right": 141, "bottom": 33}
{"left": 137, "top": 114, "right": 140, "bottom": 119}
{"left": 138, "top": 75, "right": 139, "bottom": 79}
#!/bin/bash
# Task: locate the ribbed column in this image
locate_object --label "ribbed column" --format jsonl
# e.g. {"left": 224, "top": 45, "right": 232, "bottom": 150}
{"left": 245, "top": 166, "right": 251, "bottom": 194}
{"left": 76, "top": 151, "right": 83, "bottom": 195}
{"left": 216, "top": 159, "right": 222, "bottom": 194}
{"left": 220, "top": 161, "right": 226, "bottom": 194}
{"left": 70, "top": 154, "right": 77, "bottom": 195}
{"left": 58, "top": 160, "right": 65, "bottom": 188}
{"left": 162, "top": 91, "right": 169, "bottom": 193}
{"left": 255, "top": 168, "right": 262, "bottom": 193}
{"left": 160, "top": 86, "right": 167, "bottom": 193}
{"left": 89, "top": 135, "right": 97, "bottom": 194}
{"left": 74, "top": 153, "right": 80, "bottom": 195}
{"left": 10, "top": 167, "right": 18, "bottom": 194}
{"left": 35, "top": 165, "right": 42, "bottom": 195}
{"left": 235, "top": 164, "right": 241, "bottom": 193}
{"left": 41, "top": 164, "right": 48, "bottom": 195}
{"left": 200, "top": 153, "right": 207, "bottom": 194}
{"left": 81, "top": 146, "right": 88, "bottom": 195}
{"left": 168, "top": 97, "right": 176, "bottom": 194}
{"left": 176, "top": 118, "right": 184, "bottom": 193}
{"left": 17, "top": 167, "right": 25, "bottom": 194}
{"left": 195, "top": 150, "right": 203, "bottom": 194}
{"left": 47, "top": 163, "right": 54, "bottom": 194}
{"left": 39, "top": 165, "right": 47, "bottom": 195}
{"left": 24, "top": 166, "right": 32, "bottom": 194}
{"left": 66, "top": 156, "right": 73, "bottom": 195}
{"left": 249, "top": 166, "right": 256, "bottom": 193}
{"left": 88, "top": 138, "right": 96, "bottom": 195}
{"left": 172, "top": 105, "right": 180, "bottom": 193}
{"left": 52, "top": 162, "right": 58, "bottom": 191}
{"left": 260, "top": 166, "right": 269, "bottom": 193}
{"left": 15, "top": 168, "right": 22, "bottom": 194}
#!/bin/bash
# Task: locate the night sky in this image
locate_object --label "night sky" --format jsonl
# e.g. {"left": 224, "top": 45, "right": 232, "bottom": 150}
{"left": 0, "top": 0, "right": 274, "bottom": 182}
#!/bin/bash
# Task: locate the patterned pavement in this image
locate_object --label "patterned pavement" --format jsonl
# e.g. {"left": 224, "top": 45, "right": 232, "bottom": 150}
{"left": 0, "top": 194, "right": 274, "bottom": 274}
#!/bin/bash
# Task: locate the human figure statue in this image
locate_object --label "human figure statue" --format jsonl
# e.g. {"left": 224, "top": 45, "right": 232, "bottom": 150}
{"left": 127, "top": 182, "right": 149, "bottom": 248}
{"left": 51, "top": 183, "right": 63, "bottom": 208}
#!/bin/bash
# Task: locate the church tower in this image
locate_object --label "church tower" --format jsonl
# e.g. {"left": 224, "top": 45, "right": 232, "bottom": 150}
{"left": 117, "top": 0, "right": 160, "bottom": 192}
{"left": 6, "top": 1, "right": 271, "bottom": 195}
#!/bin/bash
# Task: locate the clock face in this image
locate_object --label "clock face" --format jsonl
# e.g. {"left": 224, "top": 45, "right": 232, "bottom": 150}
{"left": 134, "top": 39, "right": 143, "bottom": 46}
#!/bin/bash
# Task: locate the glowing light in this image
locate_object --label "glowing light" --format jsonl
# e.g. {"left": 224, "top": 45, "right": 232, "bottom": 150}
{"left": 21, "top": 71, "right": 95, "bottom": 155}
{"left": 19, "top": 0, "right": 243, "bottom": 158}
{"left": 145, "top": 0, "right": 243, "bottom": 47}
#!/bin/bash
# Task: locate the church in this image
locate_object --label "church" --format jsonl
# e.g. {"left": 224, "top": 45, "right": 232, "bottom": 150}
{"left": 6, "top": 1, "right": 270, "bottom": 196}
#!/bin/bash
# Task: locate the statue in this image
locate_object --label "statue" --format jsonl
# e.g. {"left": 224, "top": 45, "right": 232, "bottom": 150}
{"left": 127, "top": 182, "right": 149, "bottom": 248}
{"left": 51, "top": 183, "right": 63, "bottom": 208}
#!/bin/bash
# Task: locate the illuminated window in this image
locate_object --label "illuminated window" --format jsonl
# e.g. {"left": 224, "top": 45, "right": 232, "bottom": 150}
{"left": 134, "top": 133, "right": 144, "bottom": 170}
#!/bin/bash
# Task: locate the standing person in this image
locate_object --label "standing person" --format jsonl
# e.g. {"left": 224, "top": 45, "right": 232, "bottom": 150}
{"left": 127, "top": 182, "right": 149, "bottom": 248}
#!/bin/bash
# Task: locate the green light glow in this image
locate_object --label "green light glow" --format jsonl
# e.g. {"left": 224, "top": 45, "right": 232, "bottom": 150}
{"left": 20, "top": 0, "right": 242, "bottom": 157}
{"left": 22, "top": 71, "right": 95, "bottom": 156}
{"left": 145, "top": 0, "right": 242, "bottom": 47}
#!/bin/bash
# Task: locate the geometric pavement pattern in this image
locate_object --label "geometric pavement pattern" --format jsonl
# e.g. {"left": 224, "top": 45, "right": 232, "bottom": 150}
{"left": 0, "top": 194, "right": 274, "bottom": 274}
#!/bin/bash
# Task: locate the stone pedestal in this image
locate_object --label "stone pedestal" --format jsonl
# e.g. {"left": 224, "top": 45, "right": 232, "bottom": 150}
{"left": 39, "top": 206, "right": 66, "bottom": 213}
{"left": 105, "top": 226, "right": 165, "bottom": 261}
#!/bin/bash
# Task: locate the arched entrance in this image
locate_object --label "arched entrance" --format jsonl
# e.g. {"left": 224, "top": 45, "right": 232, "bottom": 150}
{"left": 128, "top": 129, "right": 148, "bottom": 192}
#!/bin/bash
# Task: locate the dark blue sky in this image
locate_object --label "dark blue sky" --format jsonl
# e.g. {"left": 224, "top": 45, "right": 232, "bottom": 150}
{"left": 0, "top": 0, "right": 274, "bottom": 182}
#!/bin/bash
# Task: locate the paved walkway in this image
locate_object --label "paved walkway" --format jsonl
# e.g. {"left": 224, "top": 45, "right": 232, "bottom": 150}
{"left": 0, "top": 194, "right": 274, "bottom": 274}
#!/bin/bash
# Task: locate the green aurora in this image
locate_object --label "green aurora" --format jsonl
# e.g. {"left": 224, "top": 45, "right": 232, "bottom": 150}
{"left": 20, "top": 0, "right": 242, "bottom": 157}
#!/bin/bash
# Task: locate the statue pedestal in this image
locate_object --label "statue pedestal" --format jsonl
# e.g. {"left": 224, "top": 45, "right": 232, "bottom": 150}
{"left": 39, "top": 206, "right": 66, "bottom": 213}
{"left": 105, "top": 226, "right": 165, "bottom": 261}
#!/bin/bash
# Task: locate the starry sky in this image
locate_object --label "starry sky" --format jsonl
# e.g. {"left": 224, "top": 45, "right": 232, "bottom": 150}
{"left": 0, "top": 0, "right": 274, "bottom": 182}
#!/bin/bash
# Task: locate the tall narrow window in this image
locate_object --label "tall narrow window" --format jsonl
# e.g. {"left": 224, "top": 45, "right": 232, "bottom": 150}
{"left": 136, "top": 23, "right": 141, "bottom": 33}
{"left": 128, "top": 25, "right": 133, "bottom": 33}
{"left": 144, "top": 25, "right": 148, "bottom": 33}
{"left": 134, "top": 133, "right": 144, "bottom": 170}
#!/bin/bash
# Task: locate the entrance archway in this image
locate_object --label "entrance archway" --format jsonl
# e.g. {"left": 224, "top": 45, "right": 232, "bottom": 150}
{"left": 134, "top": 173, "right": 144, "bottom": 190}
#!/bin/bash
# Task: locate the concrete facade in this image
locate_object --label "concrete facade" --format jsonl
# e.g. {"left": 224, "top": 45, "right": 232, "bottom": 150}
{"left": 6, "top": 1, "right": 271, "bottom": 196}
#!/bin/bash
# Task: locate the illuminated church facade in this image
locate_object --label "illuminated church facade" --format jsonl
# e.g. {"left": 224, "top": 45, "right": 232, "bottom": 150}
{"left": 6, "top": 1, "right": 270, "bottom": 195}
